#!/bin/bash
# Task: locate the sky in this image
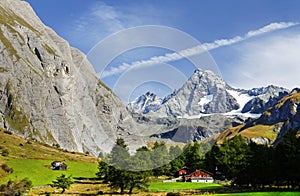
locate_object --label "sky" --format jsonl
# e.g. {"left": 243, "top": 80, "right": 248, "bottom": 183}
{"left": 25, "top": 0, "right": 300, "bottom": 103}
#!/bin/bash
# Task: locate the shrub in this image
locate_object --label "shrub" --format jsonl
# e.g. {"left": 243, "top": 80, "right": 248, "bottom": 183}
{"left": 52, "top": 143, "right": 60, "bottom": 149}
{"left": 3, "top": 130, "right": 12, "bottom": 135}
{"left": 1, "top": 163, "right": 13, "bottom": 173}
{"left": 0, "top": 178, "right": 32, "bottom": 195}
{"left": 166, "top": 192, "right": 181, "bottom": 196}
{"left": 52, "top": 174, "right": 73, "bottom": 193}
{"left": 1, "top": 149, "right": 9, "bottom": 157}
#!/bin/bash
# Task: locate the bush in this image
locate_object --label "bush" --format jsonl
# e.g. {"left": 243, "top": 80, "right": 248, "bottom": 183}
{"left": 0, "top": 178, "right": 32, "bottom": 195}
{"left": 1, "top": 149, "right": 9, "bottom": 157}
{"left": 52, "top": 174, "right": 73, "bottom": 193}
{"left": 166, "top": 192, "right": 181, "bottom": 196}
{"left": 1, "top": 163, "right": 13, "bottom": 173}
{"left": 3, "top": 130, "right": 12, "bottom": 135}
{"left": 52, "top": 143, "right": 60, "bottom": 149}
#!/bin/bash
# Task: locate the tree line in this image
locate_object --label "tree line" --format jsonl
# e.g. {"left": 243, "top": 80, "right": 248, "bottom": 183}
{"left": 204, "top": 131, "right": 300, "bottom": 189}
{"left": 97, "top": 131, "right": 300, "bottom": 194}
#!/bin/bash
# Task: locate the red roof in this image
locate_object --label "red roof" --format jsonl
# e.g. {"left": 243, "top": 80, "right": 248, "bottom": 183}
{"left": 184, "top": 169, "right": 213, "bottom": 181}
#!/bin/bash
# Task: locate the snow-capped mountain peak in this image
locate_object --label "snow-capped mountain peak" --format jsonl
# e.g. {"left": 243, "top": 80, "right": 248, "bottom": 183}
{"left": 127, "top": 69, "right": 290, "bottom": 119}
{"left": 127, "top": 91, "right": 162, "bottom": 114}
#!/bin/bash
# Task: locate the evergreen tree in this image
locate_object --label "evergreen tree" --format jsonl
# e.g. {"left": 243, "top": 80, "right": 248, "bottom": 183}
{"left": 97, "top": 138, "right": 150, "bottom": 194}
{"left": 205, "top": 136, "right": 249, "bottom": 186}
{"left": 246, "top": 142, "right": 274, "bottom": 188}
{"left": 96, "top": 161, "right": 110, "bottom": 182}
{"left": 151, "top": 142, "right": 170, "bottom": 176}
{"left": 52, "top": 174, "right": 73, "bottom": 193}
{"left": 183, "top": 142, "right": 204, "bottom": 171}
{"left": 110, "top": 138, "right": 130, "bottom": 169}
{"left": 132, "top": 146, "right": 152, "bottom": 171}
{"left": 273, "top": 131, "right": 300, "bottom": 188}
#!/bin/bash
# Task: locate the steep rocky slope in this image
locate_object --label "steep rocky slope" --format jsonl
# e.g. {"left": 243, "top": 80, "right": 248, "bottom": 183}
{"left": 0, "top": 0, "right": 141, "bottom": 155}
{"left": 216, "top": 89, "right": 300, "bottom": 144}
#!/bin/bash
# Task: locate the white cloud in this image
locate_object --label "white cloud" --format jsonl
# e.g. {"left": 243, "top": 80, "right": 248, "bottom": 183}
{"left": 102, "top": 22, "right": 298, "bottom": 78}
{"left": 75, "top": 2, "right": 125, "bottom": 36}
{"left": 71, "top": 2, "right": 168, "bottom": 53}
{"left": 225, "top": 32, "right": 300, "bottom": 90}
{"left": 246, "top": 22, "right": 297, "bottom": 38}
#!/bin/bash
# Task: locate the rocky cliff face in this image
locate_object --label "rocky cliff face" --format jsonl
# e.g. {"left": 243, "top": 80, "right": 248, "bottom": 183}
{"left": 0, "top": 0, "right": 142, "bottom": 155}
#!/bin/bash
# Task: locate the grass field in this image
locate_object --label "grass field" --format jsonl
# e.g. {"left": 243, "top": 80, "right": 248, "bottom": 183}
{"left": 2, "top": 158, "right": 98, "bottom": 186}
{"left": 149, "top": 182, "right": 224, "bottom": 192}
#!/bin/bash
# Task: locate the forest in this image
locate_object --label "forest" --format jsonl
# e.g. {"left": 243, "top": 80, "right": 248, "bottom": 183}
{"left": 97, "top": 131, "right": 300, "bottom": 194}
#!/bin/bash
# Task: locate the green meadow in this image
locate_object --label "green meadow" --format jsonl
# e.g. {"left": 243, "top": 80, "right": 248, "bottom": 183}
{"left": 149, "top": 182, "right": 224, "bottom": 192}
{"left": 2, "top": 158, "right": 98, "bottom": 186}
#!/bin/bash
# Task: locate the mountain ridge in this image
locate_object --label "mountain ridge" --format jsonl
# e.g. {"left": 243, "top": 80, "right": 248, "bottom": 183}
{"left": 129, "top": 69, "right": 289, "bottom": 118}
{"left": 216, "top": 89, "right": 300, "bottom": 145}
{"left": 127, "top": 68, "right": 290, "bottom": 143}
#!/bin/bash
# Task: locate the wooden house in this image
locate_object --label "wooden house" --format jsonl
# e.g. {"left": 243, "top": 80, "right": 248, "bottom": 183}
{"left": 51, "top": 161, "right": 68, "bottom": 170}
{"left": 184, "top": 169, "right": 213, "bottom": 183}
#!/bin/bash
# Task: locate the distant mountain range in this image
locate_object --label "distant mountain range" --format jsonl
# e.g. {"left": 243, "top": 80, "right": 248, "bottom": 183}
{"left": 127, "top": 68, "right": 292, "bottom": 143}
{"left": 128, "top": 69, "right": 289, "bottom": 118}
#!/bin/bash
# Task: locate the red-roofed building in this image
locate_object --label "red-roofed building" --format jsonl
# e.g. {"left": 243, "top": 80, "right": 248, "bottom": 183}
{"left": 184, "top": 169, "right": 213, "bottom": 183}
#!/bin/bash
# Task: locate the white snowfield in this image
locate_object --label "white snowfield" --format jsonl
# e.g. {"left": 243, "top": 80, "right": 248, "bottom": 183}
{"left": 198, "top": 94, "right": 214, "bottom": 106}
{"left": 177, "top": 89, "right": 261, "bottom": 119}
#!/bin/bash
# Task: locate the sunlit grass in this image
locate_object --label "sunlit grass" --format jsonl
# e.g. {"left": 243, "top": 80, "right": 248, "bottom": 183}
{"left": 2, "top": 158, "right": 98, "bottom": 186}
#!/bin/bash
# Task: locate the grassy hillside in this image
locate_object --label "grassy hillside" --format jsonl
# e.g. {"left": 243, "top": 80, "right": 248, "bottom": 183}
{"left": 0, "top": 129, "right": 98, "bottom": 186}
{"left": 216, "top": 124, "right": 280, "bottom": 145}
{"left": 217, "top": 92, "right": 300, "bottom": 145}
{"left": 0, "top": 129, "right": 98, "bottom": 161}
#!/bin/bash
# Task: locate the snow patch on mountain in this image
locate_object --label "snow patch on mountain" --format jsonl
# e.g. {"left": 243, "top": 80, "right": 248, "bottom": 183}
{"left": 127, "top": 92, "right": 162, "bottom": 114}
{"left": 198, "top": 94, "right": 214, "bottom": 106}
{"left": 226, "top": 89, "right": 254, "bottom": 112}
{"left": 177, "top": 113, "right": 212, "bottom": 119}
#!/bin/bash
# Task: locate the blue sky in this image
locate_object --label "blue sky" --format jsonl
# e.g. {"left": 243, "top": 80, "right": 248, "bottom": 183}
{"left": 25, "top": 0, "right": 300, "bottom": 102}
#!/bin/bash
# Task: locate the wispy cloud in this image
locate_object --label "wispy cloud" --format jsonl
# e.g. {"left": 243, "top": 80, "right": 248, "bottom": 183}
{"left": 71, "top": 2, "right": 169, "bottom": 53}
{"left": 246, "top": 22, "right": 297, "bottom": 38}
{"left": 75, "top": 2, "right": 126, "bottom": 38}
{"left": 225, "top": 32, "right": 300, "bottom": 90}
{"left": 101, "top": 22, "right": 298, "bottom": 78}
